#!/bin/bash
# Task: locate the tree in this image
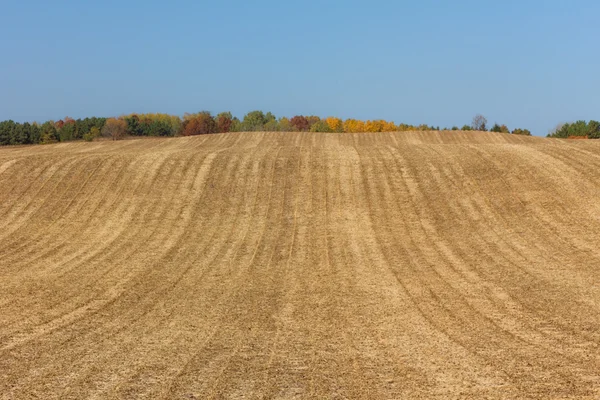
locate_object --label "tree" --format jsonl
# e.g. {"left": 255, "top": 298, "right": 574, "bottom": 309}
{"left": 19, "top": 122, "right": 36, "bottom": 144}
{"left": 396, "top": 123, "right": 413, "bottom": 131}
{"left": 310, "top": 120, "right": 332, "bottom": 132}
{"left": 40, "top": 121, "right": 58, "bottom": 144}
{"left": 512, "top": 128, "right": 532, "bottom": 136}
{"left": 490, "top": 123, "right": 510, "bottom": 133}
{"left": 242, "top": 110, "right": 270, "bottom": 131}
{"left": 461, "top": 125, "right": 472, "bottom": 131}
{"left": 57, "top": 117, "right": 76, "bottom": 141}
{"left": 148, "top": 120, "right": 173, "bottom": 136}
{"left": 547, "top": 123, "right": 565, "bottom": 138}
{"left": 278, "top": 117, "right": 292, "bottom": 132}
{"left": 25, "top": 123, "right": 41, "bottom": 144}
{"left": 102, "top": 118, "right": 127, "bottom": 140}
{"left": 124, "top": 114, "right": 142, "bottom": 136}
{"left": 306, "top": 116, "right": 321, "bottom": 130}
{"left": 325, "top": 117, "right": 344, "bottom": 132}
{"left": 472, "top": 114, "right": 488, "bottom": 131}
{"left": 547, "top": 120, "right": 600, "bottom": 138}
{"left": 343, "top": 119, "right": 365, "bottom": 133}
{"left": 263, "top": 119, "right": 280, "bottom": 131}
{"left": 290, "top": 115, "right": 310, "bottom": 131}
{"left": 196, "top": 112, "right": 216, "bottom": 134}
{"left": 183, "top": 112, "right": 216, "bottom": 135}
{"left": 125, "top": 114, "right": 180, "bottom": 137}
{"left": 382, "top": 121, "right": 397, "bottom": 132}
{"left": 588, "top": 120, "right": 600, "bottom": 139}
{"left": 182, "top": 118, "right": 201, "bottom": 136}
{"left": 75, "top": 117, "right": 106, "bottom": 139}
{"left": 229, "top": 117, "right": 242, "bottom": 132}
{"left": 0, "top": 120, "right": 15, "bottom": 145}
{"left": 365, "top": 120, "right": 385, "bottom": 132}
{"left": 83, "top": 127, "right": 101, "bottom": 141}
{"left": 216, "top": 112, "right": 233, "bottom": 133}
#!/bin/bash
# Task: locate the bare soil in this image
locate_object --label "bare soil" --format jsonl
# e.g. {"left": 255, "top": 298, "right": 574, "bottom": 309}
{"left": 0, "top": 131, "right": 599, "bottom": 399}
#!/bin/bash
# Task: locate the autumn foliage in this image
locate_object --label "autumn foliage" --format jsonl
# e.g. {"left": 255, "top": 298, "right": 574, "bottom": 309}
{"left": 0, "top": 110, "right": 541, "bottom": 146}
{"left": 290, "top": 116, "right": 310, "bottom": 131}
{"left": 182, "top": 112, "right": 217, "bottom": 136}
{"left": 216, "top": 112, "right": 233, "bottom": 133}
{"left": 102, "top": 118, "right": 127, "bottom": 140}
{"left": 325, "top": 117, "right": 343, "bottom": 132}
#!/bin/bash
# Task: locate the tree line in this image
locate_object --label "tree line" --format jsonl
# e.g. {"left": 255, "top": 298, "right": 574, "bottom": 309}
{"left": 546, "top": 120, "right": 600, "bottom": 139}
{"left": 0, "top": 111, "right": 537, "bottom": 145}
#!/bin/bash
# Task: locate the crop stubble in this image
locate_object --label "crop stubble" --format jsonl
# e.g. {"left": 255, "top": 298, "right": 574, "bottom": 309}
{"left": 0, "top": 131, "right": 599, "bottom": 399}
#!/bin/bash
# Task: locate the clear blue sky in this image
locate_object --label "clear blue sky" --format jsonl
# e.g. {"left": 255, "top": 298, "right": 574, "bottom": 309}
{"left": 1, "top": 0, "right": 598, "bottom": 136}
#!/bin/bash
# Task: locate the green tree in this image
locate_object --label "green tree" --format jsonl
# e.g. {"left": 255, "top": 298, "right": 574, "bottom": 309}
{"left": 512, "top": 128, "right": 532, "bottom": 136}
{"left": 83, "top": 126, "right": 101, "bottom": 141}
{"left": 75, "top": 117, "right": 106, "bottom": 139}
{"left": 588, "top": 120, "right": 600, "bottom": 139}
{"left": 242, "top": 111, "right": 269, "bottom": 131}
{"left": 490, "top": 123, "right": 510, "bottom": 133}
{"left": 548, "top": 120, "right": 599, "bottom": 138}
{"left": 40, "top": 121, "right": 58, "bottom": 144}
{"left": 263, "top": 119, "right": 280, "bottom": 131}
{"left": 0, "top": 120, "right": 16, "bottom": 145}
{"left": 124, "top": 115, "right": 142, "bottom": 136}
{"left": 310, "top": 120, "right": 333, "bottom": 132}
{"left": 26, "top": 123, "right": 42, "bottom": 144}
{"left": 12, "top": 123, "right": 27, "bottom": 144}
{"left": 229, "top": 117, "right": 242, "bottom": 132}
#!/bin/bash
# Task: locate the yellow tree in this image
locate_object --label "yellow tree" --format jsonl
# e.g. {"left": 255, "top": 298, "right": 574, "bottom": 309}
{"left": 365, "top": 120, "right": 386, "bottom": 132}
{"left": 396, "top": 123, "right": 413, "bottom": 132}
{"left": 383, "top": 121, "right": 397, "bottom": 131}
{"left": 279, "top": 117, "right": 292, "bottom": 131}
{"left": 101, "top": 118, "right": 127, "bottom": 140}
{"left": 343, "top": 119, "right": 365, "bottom": 133}
{"left": 325, "top": 117, "right": 343, "bottom": 132}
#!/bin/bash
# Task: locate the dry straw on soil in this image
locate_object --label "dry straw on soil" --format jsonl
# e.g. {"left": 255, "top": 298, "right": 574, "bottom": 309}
{"left": 0, "top": 131, "right": 599, "bottom": 399}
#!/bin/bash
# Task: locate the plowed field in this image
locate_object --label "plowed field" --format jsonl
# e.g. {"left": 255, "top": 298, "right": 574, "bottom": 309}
{"left": 1, "top": 131, "right": 599, "bottom": 399}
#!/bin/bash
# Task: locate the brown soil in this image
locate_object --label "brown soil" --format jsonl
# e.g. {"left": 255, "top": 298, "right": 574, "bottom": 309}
{"left": 1, "top": 131, "right": 599, "bottom": 399}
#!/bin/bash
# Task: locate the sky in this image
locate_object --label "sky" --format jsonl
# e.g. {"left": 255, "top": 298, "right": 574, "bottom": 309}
{"left": 0, "top": 0, "right": 598, "bottom": 136}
